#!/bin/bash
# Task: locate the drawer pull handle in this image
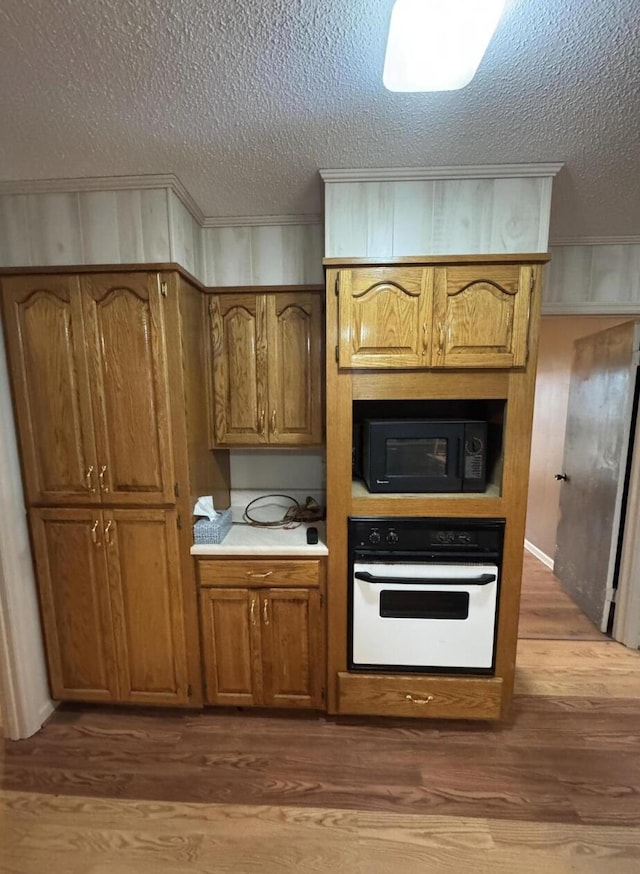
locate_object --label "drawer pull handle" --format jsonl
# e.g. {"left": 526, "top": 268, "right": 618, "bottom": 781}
{"left": 99, "top": 464, "right": 109, "bottom": 493}
{"left": 405, "top": 694, "right": 434, "bottom": 705}
{"left": 263, "top": 598, "right": 269, "bottom": 625}
{"left": 250, "top": 597, "right": 257, "bottom": 626}
{"left": 248, "top": 570, "right": 273, "bottom": 578}
{"left": 85, "top": 465, "right": 95, "bottom": 493}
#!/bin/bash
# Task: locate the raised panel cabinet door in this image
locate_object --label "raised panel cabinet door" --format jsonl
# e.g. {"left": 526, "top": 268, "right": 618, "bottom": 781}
{"left": 432, "top": 265, "right": 533, "bottom": 368}
{"left": 104, "top": 508, "right": 191, "bottom": 705}
{"left": 81, "top": 272, "right": 175, "bottom": 503}
{"left": 261, "top": 588, "right": 324, "bottom": 709}
{"left": 199, "top": 588, "right": 263, "bottom": 706}
{"left": 29, "top": 508, "right": 118, "bottom": 702}
{"left": 337, "top": 267, "right": 433, "bottom": 368}
{"left": 209, "top": 294, "right": 268, "bottom": 445}
{"left": 1, "top": 275, "right": 100, "bottom": 504}
{"left": 266, "top": 292, "right": 323, "bottom": 445}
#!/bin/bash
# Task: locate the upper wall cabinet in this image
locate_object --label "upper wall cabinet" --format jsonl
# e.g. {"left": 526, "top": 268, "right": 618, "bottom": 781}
{"left": 335, "top": 261, "right": 536, "bottom": 370}
{"left": 1, "top": 272, "right": 176, "bottom": 505}
{"left": 432, "top": 264, "right": 534, "bottom": 369}
{"left": 337, "top": 267, "right": 433, "bottom": 368}
{"left": 209, "top": 291, "right": 323, "bottom": 446}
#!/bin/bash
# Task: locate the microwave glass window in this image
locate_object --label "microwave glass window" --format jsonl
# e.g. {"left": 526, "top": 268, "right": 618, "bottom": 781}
{"left": 386, "top": 437, "right": 449, "bottom": 477}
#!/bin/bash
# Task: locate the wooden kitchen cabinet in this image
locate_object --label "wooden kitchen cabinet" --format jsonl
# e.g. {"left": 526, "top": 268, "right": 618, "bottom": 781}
{"left": 335, "top": 260, "right": 535, "bottom": 370}
{"left": 2, "top": 266, "right": 232, "bottom": 708}
{"left": 431, "top": 264, "right": 534, "bottom": 368}
{"left": 2, "top": 272, "right": 175, "bottom": 505}
{"left": 198, "top": 557, "right": 325, "bottom": 709}
{"left": 337, "top": 266, "right": 433, "bottom": 368}
{"left": 324, "top": 255, "right": 549, "bottom": 721}
{"left": 209, "top": 290, "right": 323, "bottom": 446}
{"left": 30, "top": 506, "right": 192, "bottom": 705}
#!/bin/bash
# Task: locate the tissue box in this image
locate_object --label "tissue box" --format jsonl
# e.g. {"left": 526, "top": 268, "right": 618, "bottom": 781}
{"left": 193, "top": 508, "right": 233, "bottom": 544}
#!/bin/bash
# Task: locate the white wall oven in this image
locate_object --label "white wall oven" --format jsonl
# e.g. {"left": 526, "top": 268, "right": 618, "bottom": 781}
{"left": 348, "top": 517, "right": 505, "bottom": 674}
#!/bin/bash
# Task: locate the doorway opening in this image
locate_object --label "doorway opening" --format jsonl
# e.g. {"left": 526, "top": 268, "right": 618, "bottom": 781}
{"left": 521, "top": 315, "right": 637, "bottom": 643}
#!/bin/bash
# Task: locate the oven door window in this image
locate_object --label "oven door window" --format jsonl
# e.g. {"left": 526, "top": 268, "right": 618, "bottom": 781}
{"left": 380, "top": 589, "right": 469, "bottom": 620}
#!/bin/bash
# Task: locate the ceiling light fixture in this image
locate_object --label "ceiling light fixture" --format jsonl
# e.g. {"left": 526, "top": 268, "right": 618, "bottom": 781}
{"left": 383, "top": 0, "right": 506, "bottom": 92}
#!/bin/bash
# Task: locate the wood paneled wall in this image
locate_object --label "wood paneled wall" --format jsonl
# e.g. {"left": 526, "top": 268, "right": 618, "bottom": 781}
{"left": 0, "top": 189, "right": 171, "bottom": 267}
{"left": 0, "top": 185, "right": 324, "bottom": 288}
{"left": 545, "top": 245, "right": 640, "bottom": 313}
{"left": 201, "top": 223, "right": 323, "bottom": 286}
{"left": 321, "top": 170, "right": 557, "bottom": 257}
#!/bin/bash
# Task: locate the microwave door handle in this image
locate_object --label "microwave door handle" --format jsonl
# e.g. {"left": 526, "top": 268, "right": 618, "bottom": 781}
{"left": 354, "top": 571, "right": 496, "bottom": 586}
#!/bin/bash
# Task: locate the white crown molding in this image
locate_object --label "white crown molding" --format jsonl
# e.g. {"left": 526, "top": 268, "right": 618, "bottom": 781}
{"left": 0, "top": 174, "right": 324, "bottom": 229}
{"left": 0, "top": 173, "right": 180, "bottom": 197}
{"left": 550, "top": 236, "right": 640, "bottom": 247}
{"left": 319, "top": 163, "right": 564, "bottom": 183}
{"left": 202, "top": 214, "right": 322, "bottom": 228}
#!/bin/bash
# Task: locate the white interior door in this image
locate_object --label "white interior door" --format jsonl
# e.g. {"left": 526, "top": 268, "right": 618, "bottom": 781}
{"left": 554, "top": 321, "right": 640, "bottom": 633}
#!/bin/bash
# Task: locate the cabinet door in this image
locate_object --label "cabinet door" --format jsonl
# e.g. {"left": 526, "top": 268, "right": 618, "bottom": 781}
{"left": 337, "top": 268, "right": 433, "bottom": 368}
{"left": 105, "top": 508, "right": 191, "bottom": 706}
{"left": 199, "top": 588, "right": 263, "bottom": 706}
{"left": 1, "top": 275, "right": 99, "bottom": 504}
{"left": 266, "top": 293, "right": 323, "bottom": 445}
{"left": 81, "top": 273, "right": 175, "bottom": 503}
{"left": 209, "top": 294, "right": 268, "bottom": 445}
{"left": 432, "top": 265, "right": 533, "bottom": 368}
{"left": 29, "top": 508, "right": 118, "bottom": 701}
{"left": 261, "top": 588, "right": 324, "bottom": 709}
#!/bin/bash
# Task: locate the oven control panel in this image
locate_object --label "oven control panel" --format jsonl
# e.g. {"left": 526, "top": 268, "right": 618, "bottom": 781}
{"left": 349, "top": 517, "right": 505, "bottom": 555}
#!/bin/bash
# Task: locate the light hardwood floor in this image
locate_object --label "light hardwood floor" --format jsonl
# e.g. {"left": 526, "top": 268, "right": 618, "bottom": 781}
{"left": 2, "top": 554, "right": 640, "bottom": 874}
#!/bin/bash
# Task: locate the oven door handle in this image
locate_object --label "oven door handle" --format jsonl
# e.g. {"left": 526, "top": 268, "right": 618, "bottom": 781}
{"left": 354, "top": 571, "right": 497, "bottom": 586}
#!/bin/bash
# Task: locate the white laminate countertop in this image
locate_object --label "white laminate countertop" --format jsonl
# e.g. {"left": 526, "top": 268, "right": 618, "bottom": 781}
{"left": 190, "top": 521, "right": 327, "bottom": 556}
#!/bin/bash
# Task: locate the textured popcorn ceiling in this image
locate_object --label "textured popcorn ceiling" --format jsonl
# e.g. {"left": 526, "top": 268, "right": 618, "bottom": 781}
{"left": 0, "top": 0, "right": 638, "bottom": 239}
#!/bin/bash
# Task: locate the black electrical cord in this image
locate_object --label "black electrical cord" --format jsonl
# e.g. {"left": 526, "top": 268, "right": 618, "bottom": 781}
{"left": 243, "top": 494, "right": 302, "bottom": 528}
{"left": 242, "top": 494, "right": 324, "bottom": 528}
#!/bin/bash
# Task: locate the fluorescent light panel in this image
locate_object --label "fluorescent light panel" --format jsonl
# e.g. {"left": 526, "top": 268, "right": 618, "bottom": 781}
{"left": 383, "top": 0, "right": 506, "bottom": 92}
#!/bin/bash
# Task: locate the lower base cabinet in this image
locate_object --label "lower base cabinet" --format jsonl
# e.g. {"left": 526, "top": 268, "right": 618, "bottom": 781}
{"left": 198, "top": 560, "right": 325, "bottom": 709}
{"left": 30, "top": 507, "right": 194, "bottom": 706}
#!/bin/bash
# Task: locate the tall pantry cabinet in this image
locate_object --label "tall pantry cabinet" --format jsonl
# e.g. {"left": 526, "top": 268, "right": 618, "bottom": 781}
{"left": 1, "top": 268, "right": 230, "bottom": 706}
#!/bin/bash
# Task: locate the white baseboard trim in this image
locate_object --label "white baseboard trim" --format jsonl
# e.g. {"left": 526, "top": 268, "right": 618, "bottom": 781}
{"left": 524, "top": 539, "right": 554, "bottom": 569}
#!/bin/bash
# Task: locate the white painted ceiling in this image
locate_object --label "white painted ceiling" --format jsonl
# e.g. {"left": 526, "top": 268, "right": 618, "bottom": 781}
{"left": 1, "top": 0, "right": 639, "bottom": 240}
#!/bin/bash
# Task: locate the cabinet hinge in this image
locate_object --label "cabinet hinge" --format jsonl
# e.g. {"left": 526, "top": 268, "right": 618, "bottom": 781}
{"left": 177, "top": 514, "right": 182, "bottom": 530}
{"left": 529, "top": 271, "right": 535, "bottom": 293}
{"left": 160, "top": 281, "right": 168, "bottom": 297}
{"left": 334, "top": 274, "right": 340, "bottom": 296}
{"left": 174, "top": 481, "right": 180, "bottom": 498}
{"left": 335, "top": 345, "right": 339, "bottom": 363}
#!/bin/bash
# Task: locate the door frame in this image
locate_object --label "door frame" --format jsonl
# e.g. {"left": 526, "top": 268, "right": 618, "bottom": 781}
{"left": 613, "top": 396, "right": 640, "bottom": 648}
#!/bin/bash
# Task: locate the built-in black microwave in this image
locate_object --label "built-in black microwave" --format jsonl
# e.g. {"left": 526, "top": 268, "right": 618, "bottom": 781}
{"left": 360, "top": 419, "right": 487, "bottom": 493}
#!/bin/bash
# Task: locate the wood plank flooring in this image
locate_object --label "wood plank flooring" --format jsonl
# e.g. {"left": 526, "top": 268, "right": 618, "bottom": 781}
{"left": 2, "top": 552, "right": 639, "bottom": 873}
{"left": 518, "top": 552, "right": 607, "bottom": 640}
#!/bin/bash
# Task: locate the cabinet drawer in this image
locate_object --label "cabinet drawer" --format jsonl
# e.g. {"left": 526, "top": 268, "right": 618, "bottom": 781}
{"left": 198, "top": 558, "right": 322, "bottom": 588}
{"left": 337, "top": 672, "right": 503, "bottom": 720}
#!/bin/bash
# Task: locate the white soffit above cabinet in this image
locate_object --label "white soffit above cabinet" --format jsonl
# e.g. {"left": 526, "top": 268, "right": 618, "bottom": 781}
{"left": 320, "top": 164, "right": 562, "bottom": 257}
{"left": 0, "top": 0, "right": 639, "bottom": 241}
